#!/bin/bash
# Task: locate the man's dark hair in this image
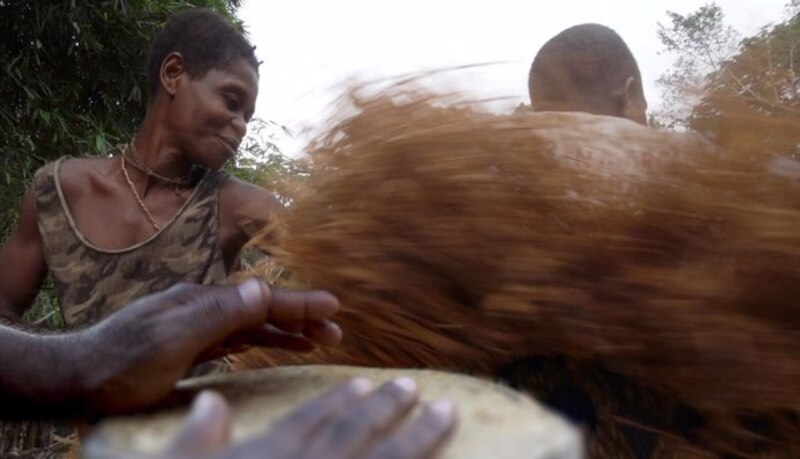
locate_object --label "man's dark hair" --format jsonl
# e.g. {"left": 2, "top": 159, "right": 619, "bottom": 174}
{"left": 147, "top": 8, "right": 259, "bottom": 100}
{"left": 528, "top": 24, "right": 642, "bottom": 110}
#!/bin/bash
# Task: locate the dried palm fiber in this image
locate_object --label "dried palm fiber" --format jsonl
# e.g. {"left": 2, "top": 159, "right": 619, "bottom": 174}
{"left": 240, "top": 83, "right": 800, "bottom": 457}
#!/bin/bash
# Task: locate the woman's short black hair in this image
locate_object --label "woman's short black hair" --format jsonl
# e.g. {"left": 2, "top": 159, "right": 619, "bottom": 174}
{"left": 147, "top": 8, "right": 259, "bottom": 100}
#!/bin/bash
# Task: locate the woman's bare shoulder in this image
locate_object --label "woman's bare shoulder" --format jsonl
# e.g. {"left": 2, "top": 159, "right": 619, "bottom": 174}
{"left": 57, "top": 156, "right": 118, "bottom": 195}
{"left": 219, "top": 175, "right": 283, "bottom": 211}
{"left": 218, "top": 175, "right": 285, "bottom": 238}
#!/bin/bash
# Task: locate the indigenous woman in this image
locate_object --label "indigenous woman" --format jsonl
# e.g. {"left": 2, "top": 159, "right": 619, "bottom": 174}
{"left": 0, "top": 9, "right": 280, "bottom": 326}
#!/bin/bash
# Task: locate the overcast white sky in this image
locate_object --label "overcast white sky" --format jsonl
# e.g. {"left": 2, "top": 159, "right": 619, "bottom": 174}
{"left": 238, "top": 1, "right": 790, "bottom": 156}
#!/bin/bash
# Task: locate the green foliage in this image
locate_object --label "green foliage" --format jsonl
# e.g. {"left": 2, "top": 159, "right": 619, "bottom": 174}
{"left": 21, "top": 280, "right": 64, "bottom": 330}
{"left": 226, "top": 118, "right": 310, "bottom": 205}
{"left": 655, "top": 3, "right": 740, "bottom": 127}
{"left": 702, "top": 8, "right": 800, "bottom": 114}
{"left": 691, "top": 9, "right": 800, "bottom": 155}
{"left": 658, "top": 3, "right": 738, "bottom": 55}
{"left": 657, "top": 2, "right": 800, "bottom": 156}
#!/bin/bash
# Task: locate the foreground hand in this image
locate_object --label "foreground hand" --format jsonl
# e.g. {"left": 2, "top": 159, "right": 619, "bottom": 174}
{"left": 75, "top": 279, "right": 341, "bottom": 414}
{"left": 159, "top": 379, "right": 458, "bottom": 459}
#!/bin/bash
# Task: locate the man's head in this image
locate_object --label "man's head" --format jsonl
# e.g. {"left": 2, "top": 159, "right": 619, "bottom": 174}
{"left": 528, "top": 24, "right": 647, "bottom": 124}
{"left": 147, "top": 9, "right": 259, "bottom": 102}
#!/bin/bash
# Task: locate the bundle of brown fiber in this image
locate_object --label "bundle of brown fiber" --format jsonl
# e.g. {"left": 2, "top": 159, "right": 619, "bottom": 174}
{"left": 244, "top": 84, "right": 800, "bottom": 457}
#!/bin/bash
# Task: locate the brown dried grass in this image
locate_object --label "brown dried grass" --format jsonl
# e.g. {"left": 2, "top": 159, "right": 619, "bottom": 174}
{"left": 242, "top": 82, "right": 800, "bottom": 455}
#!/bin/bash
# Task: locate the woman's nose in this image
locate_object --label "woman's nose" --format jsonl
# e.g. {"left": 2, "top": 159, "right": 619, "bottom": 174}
{"left": 232, "top": 115, "right": 247, "bottom": 139}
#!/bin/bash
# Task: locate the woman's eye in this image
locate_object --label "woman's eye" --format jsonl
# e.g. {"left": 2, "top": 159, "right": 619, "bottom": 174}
{"left": 224, "top": 94, "right": 241, "bottom": 111}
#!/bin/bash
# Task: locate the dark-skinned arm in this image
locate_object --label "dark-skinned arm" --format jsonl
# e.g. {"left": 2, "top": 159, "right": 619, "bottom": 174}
{"left": 0, "top": 326, "right": 85, "bottom": 418}
{"left": 0, "top": 279, "right": 341, "bottom": 420}
{"left": 0, "top": 188, "right": 49, "bottom": 322}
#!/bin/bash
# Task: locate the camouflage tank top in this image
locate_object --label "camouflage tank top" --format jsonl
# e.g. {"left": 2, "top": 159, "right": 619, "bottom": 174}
{"left": 34, "top": 157, "right": 229, "bottom": 327}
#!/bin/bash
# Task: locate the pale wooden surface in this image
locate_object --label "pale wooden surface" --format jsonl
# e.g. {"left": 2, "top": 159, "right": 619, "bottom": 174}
{"left": 85, "top": 365, "right": 583, "bottom": 459}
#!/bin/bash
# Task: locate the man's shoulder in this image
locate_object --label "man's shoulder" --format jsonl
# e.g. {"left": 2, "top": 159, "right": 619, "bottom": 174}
{"left": 520, "top": 112, "right": 714, "bottom": 174}
{"left": 522, "top": 111, "right": 708, "bottom": 145}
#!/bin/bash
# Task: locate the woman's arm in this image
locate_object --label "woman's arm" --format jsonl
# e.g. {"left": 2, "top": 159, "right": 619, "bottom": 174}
{"left": 218, "top": 177, "right": 286, "bottom": 270}
{"left": 0, "top": 188, "right": 49, "bottom": 322}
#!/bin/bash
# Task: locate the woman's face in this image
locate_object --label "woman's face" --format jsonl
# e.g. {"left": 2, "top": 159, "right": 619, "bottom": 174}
{"left": 168, "top": 56, "right": 259, "bottom": 170}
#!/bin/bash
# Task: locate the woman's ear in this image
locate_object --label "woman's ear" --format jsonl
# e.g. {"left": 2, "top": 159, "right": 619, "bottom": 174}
{"left": 159, "top": 52, "right": 186, "bottom": 99}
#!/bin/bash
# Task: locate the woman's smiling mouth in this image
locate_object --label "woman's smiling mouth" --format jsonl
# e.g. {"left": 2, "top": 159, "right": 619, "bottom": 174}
{"left": 218, "top": 136, "right": 239, "bottom": 157}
